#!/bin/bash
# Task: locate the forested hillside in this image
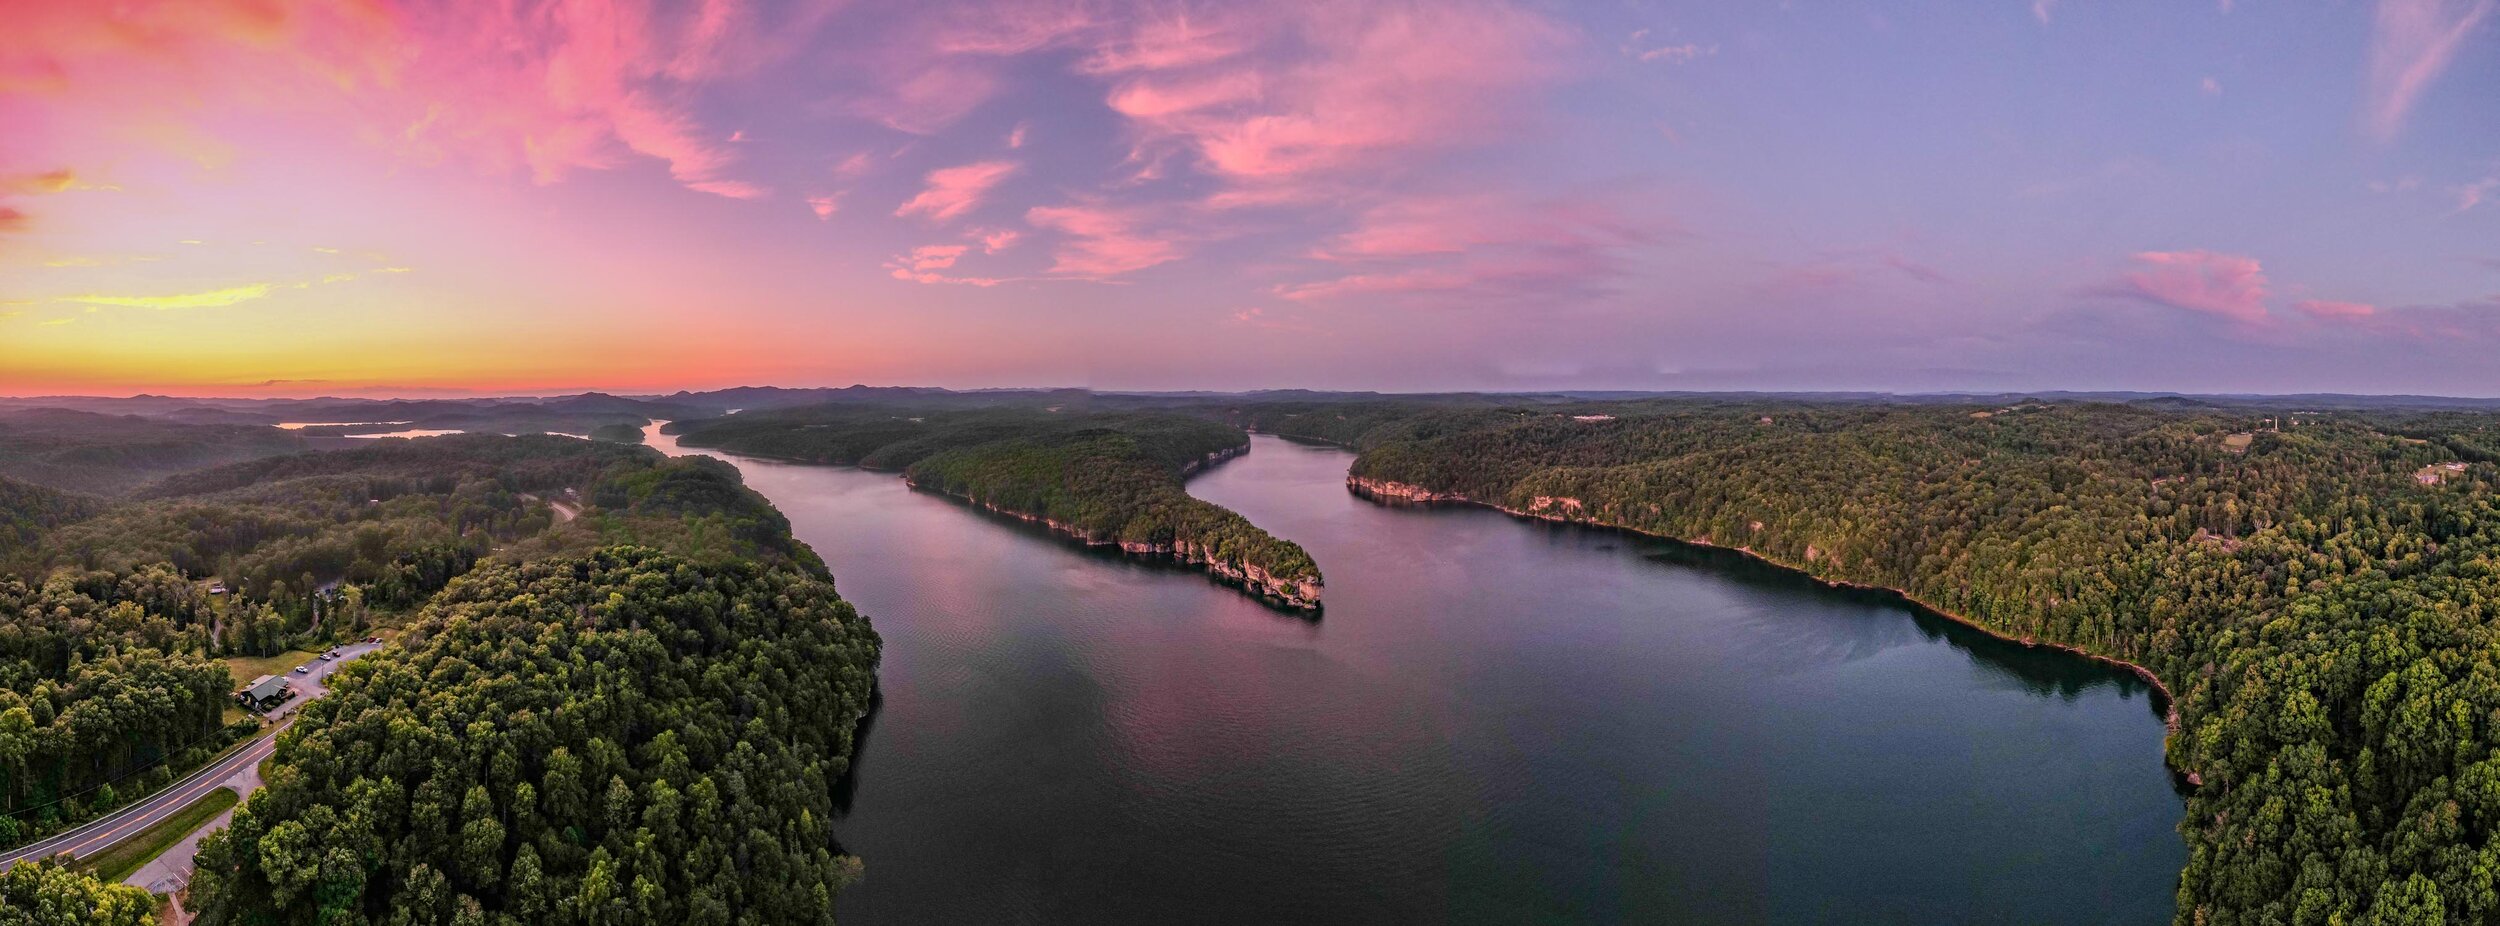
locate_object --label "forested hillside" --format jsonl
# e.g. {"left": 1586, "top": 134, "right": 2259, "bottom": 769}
{"left": 674, "top": 405, "right": 1322, "bottom": 609}
{"left": 0, "top": 476, "right": 100, "bottom": 563}
{"left": 185, "top": 546, "right": 880, "bottom": 925}
{"left": 0, "top": 431, "right": 876, "bottom": 917}
{"left": 0, "top": 409, "right": 306, "bottom": 495}
{"left": 1226, "top": 397, "right": 2500, "bottom": 925}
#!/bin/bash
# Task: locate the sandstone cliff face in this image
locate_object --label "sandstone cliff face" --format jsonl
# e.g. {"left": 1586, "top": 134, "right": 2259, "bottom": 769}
{"left": 1345, "top": 476, "right": 1470, "bottom": 503}
{"left": 1178, "top": 443, "right": 1247, "bottom": 477}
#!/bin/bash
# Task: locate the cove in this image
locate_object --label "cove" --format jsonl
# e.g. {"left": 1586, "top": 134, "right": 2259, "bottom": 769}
{"left": 645, "top": 426, "right": 2184, "bottom": 925}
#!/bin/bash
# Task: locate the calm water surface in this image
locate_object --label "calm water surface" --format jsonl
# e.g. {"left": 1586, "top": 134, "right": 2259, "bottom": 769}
{"left": 646, "top": 427, "right": 2183, "bottom": 925}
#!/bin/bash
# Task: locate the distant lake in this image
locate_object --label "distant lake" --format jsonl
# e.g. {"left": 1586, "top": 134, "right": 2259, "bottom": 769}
{"left": 646, "top": 426, "right": 2183, "bottom": 924}
{"left": 340, "top": 428, "right": 468, "bottom": 439}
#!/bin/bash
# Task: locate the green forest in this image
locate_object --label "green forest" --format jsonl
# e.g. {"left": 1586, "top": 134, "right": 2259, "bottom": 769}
{"left": 1216, "top": 395, "right": 2500, "bottom": 926}
{"left": 0, "top": 409, "right": 307, "bottom": 497}
{"left": 184, "top": 546, "right": 880, "bottom": 925}
{"left": 0, "top": 423, "right": 878, "bottom": 923}
{"left": 673, "top": 405, "right": 1322, "bottom": 610}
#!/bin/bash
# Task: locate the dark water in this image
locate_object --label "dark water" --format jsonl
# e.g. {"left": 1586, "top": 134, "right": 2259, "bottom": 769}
{"left": 647, "top": 427, "right": 2183, "bottom": 925}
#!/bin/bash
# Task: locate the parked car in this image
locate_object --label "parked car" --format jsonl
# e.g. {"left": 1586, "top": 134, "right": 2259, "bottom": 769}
{"left": 364, "top": 636, "right": 380, "bottom": 644}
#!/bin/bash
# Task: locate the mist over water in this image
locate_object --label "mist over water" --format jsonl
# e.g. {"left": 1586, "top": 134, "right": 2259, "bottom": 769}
{"left": 647, "top": 426, "right": 2183, "bottom": 924}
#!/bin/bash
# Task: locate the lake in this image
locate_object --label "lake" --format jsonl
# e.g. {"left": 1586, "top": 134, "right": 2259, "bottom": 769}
{"left": 644, "top": 426, "right": 2183, "bottom": 924}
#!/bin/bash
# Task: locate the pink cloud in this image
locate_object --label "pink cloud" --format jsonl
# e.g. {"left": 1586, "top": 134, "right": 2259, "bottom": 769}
{"left": 0, "top": 1, "right": 808, "bottom": 198}
{"left": 849, "top": 64, "right": 1000, "bottom": 135}
{"left": 1090, "top": 3, "right": 1574, "bottom": 186}
{"left": 1276, "top": 248, "right": 1619, "bottom": 304}
{"left": 1079, "top": 13, "right": 1259, "bottom": 74}
{"left": 684, "top": 179, "right": 768, "bottom": 200}
{"left": 883, "top": 242, "right": 1010, "bottom": 286}
{"left": 2296, "top": 299, "right": 2378, "bottom": 320}
{"left": 1276, "top": 193, "right": 1653, "bottom": 305}
{"left": 1312, "top": 194, "right": 1647, "bottom": 262}
{"left": 1107, "top": 71, "right": 1265, "bottom": 120}
{"left": 925, "top": 2, "right": 1097, "bottom": 56}
{"left": 973, "top": 227, "right": 1022, "bottom": 253}
{"left": 895, "top": 159, "right": 1020, "bottom": 222}
{"left": 901, "top": 244, "right": 969, "bottom": 271}
{"left": 807, "top": 193, "right": 843, "bottom": 218}
{"left": 2454, "top": 175, "right": 2498, "bottom": 213}
{"left": 1276, "top": 267, "right": 1475, "bottom": 301}
{"left": 2364, "top": 0, "right": 2495, "bottom": 141}
{"left": 2099, "top": 250, "right": 2273, "bottom": 324}
{"left": 1026, "top": 202, "right": 1180, "bottom": 276}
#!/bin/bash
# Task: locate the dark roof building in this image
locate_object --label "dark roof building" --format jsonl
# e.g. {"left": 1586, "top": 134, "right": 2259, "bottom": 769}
{"left": 237, "top": 674, "right": 292, "bottom": 709}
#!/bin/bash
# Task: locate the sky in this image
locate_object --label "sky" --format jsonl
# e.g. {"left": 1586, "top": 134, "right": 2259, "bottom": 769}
{"left": 1, "top": 0, "right": 2497, "bottom": 398}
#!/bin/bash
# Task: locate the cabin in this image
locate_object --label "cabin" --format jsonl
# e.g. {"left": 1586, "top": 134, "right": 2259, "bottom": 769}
{"left": 236, "top": 674, "right": 293, "bottom": 711}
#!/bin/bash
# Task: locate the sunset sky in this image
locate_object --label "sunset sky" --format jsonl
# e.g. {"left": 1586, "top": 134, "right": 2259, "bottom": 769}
{"left": 3, "top": 0, "right": 2497, "bottom": 397}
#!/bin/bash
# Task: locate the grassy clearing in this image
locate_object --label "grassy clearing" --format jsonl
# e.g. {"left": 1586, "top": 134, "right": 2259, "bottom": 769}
{"left": 77, "top": 786, "right": 238, "bottom": 883}
{"left": 221, "top": 649, "right": 318, "bottom": 685}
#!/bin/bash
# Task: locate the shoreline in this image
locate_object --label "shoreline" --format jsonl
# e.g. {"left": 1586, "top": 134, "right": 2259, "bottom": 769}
{"left": 894, "top": 441, "right": 1325, "bottom": 613}
{"left": 1338, "top": 473, "right": 2194, "bottom": 784}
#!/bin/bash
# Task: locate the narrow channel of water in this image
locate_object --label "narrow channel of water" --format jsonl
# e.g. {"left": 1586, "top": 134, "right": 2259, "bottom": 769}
{"left": 645, "top": 425, "right": 2183, "bottom": 924}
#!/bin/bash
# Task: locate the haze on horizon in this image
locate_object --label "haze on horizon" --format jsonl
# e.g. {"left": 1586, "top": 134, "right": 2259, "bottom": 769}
{"left": 3, "top": 0, "right": 2497, "bottom": 398}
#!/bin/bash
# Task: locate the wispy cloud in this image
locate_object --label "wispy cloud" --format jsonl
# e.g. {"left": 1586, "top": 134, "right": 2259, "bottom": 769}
{"left": 1026, "top": 202, "right": 1180, "bottom": 276}
{"left": 8, "top": 2, "right": 802, "bottom": 199}
{"left": 1622, "top": 31, "right": 1716, "bottom": 64}
{"left": 1, "top": 170, "right": 83, "bottom": 194}
{"left": 848, "top": 64, "right": 1002, "bottom": 135}
{"left": 1090, "top": 3, "right": 1572, "bottom": 188}
{"left": 2453, "top": 174, "right": 2499, "bottom": 212}
{"left": 896, "top": 160, "right": 1020, "bottom": 222}
{"left": 884, "top": 243, "right": 1009, "bottom": 286}
{"left": 2364, "top": 0, "right": 2495, "bottom": 141}
{"left": 1283, "top": 193, "right": 1654, "bottom": 304}
{"left": 973, "top": 227, "right": 1021, "bottom": 253}
{"left": 61, "top": 283, "right": 274, "bottom": 309}
{"left": 2295, "top": 299, "right": 2378, "bottom": 319}
{"left": 685, "top": 179, "right": 769, "bottom": 200}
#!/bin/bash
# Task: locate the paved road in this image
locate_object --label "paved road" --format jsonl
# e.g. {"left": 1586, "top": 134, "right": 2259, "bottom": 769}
{"left": 0, "top": 640, "right": 382, "bottom": 876}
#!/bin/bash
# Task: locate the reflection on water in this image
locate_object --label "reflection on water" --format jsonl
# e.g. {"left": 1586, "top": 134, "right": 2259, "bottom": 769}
{"left": 644, "top": 425, "right": 2183, "bottom": 925}
{"left": 340, "top": 428, "right": 467, "bottom": 439}
{"left": 277, "top": 420, "right": 412, "bottom": 430}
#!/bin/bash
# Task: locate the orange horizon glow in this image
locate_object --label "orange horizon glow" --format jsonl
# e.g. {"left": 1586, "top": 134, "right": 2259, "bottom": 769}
{"left": 5, "top": 1, "right": 2498, "bottom": 396}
